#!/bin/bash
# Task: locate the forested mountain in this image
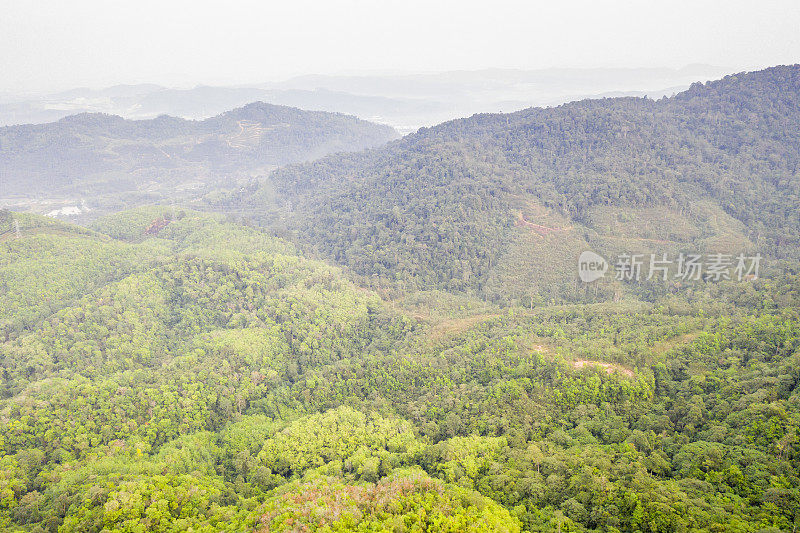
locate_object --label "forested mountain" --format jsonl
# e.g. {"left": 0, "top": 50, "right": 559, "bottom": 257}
{"left": 1, "top": 207, "right": 799, "bottom": 531}
{"left": 3, "top": 63, "right": 800, "bottom": 533}
{"left": 0, "top": 103, "right": 397, "bottom": 221}
{"left": 242, "top": 65, "right": 800, "bottom": 305}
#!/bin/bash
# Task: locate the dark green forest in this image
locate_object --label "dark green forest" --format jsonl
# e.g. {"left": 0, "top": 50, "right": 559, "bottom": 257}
{"left": 1, "top": 65, "right": 800, "bottom": 532}
{"left": 234, "top": 66, "right": 800, "bottom": 305}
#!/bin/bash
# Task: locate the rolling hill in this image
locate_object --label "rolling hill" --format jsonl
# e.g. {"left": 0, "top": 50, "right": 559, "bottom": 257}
{"left": 0, "top": 102, "right": 398, "bottom": 221}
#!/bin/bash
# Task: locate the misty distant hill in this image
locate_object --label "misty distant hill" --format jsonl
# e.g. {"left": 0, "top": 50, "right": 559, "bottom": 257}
{"left": 0, "top": 102, "right": 397, "bottom": 219}
{"left": 0, "top": 66, "right": 731, "bottom": 133}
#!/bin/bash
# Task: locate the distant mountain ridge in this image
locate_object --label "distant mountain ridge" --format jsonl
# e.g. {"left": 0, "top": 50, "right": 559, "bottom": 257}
{"left": 0, "top": 66, "right": 731, "bottom": 132}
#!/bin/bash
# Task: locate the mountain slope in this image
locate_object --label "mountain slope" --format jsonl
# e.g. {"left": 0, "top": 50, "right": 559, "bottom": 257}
{"left": 246, "top": 65, "right": 800, "bottom": 304}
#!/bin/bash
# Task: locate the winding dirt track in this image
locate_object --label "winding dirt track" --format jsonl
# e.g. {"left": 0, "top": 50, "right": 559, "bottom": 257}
{"left": 515, "top": 212, "right": 570, "bottom": 237}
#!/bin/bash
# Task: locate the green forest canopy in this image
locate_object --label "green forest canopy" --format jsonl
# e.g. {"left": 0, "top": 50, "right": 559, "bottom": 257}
{"left": 0, "top": 207, "right": 798, "bottom": 531}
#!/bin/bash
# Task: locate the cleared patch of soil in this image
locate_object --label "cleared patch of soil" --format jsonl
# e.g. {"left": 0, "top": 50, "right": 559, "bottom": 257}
{"left": 572, "top": 359, "right": 634, "bottom": 377}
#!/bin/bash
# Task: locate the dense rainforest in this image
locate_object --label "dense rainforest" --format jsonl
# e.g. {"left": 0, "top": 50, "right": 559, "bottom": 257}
{"left": 1, "top": 65, "right": 800, "bottom": 532}
{"left": 0, "top": 207, "right": 798, "bottom": 532}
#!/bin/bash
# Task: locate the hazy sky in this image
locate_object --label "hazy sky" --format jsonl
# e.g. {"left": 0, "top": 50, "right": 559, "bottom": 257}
{"left": 2, "top": 0, "right": 800, "bottom": 93}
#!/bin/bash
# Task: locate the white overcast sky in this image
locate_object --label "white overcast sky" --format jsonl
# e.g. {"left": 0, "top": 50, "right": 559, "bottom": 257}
{"left": 2, "top": 0, "right": 800, "bottom": 93}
